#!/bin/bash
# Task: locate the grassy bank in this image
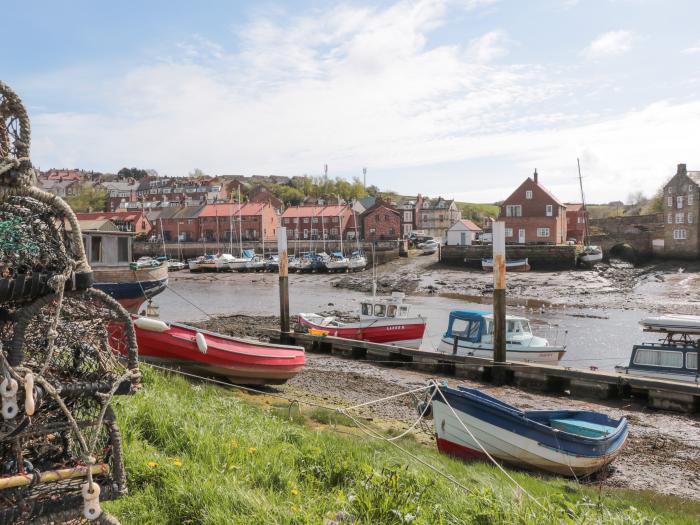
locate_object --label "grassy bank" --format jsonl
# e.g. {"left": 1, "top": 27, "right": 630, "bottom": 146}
{"left": 107, "top": 367, "right": 700, "bottom": 524}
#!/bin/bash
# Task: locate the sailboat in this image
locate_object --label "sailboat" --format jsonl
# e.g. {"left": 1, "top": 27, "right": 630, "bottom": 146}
{"left": 326, "top": 200, "right": 349, "bottom": 272}
{"left": 347, "top": 206, "right": 367, "bottom": 271}
{"left": 576, "top": 158, "right": 603, "bottom": 267}
{"left": 228, "top": 188, "right": 254, "bottom": 271}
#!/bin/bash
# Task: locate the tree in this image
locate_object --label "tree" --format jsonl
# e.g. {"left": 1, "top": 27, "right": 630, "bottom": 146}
{"left": 117, "top": 167, "right": 149, "bottom": 180}
{"left": 189, "top": 168, "right": 207, "bottom": 178}
{"left": 65, "top": 184, "right": 107, "bottom": 212}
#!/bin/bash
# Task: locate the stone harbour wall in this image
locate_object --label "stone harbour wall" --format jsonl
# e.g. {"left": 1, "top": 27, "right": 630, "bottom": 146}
{"left": 439, "top": 244, "right": 580, "bottom": 270}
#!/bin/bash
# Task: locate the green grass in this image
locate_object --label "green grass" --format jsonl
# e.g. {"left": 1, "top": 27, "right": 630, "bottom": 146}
{"left": 106, "top": 367, "right": 700, "bottom": 524}
{"left": 455, "top": 202, "right": 500, "bottom": 223}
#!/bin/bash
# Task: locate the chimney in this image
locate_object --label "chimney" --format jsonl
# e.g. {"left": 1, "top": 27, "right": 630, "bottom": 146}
{"left": 533, "top": 169, "right": 538, "bottom": 184}
{"left": 678, "top": 163, "right": 687, "bottom": 175}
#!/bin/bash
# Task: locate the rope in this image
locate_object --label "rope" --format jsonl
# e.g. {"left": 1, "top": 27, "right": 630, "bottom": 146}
{"left": 164, "top": 283, "right": 214, "bottom": 318}
{"left": 430, "top": 380, "right": 545, "bottom": 509}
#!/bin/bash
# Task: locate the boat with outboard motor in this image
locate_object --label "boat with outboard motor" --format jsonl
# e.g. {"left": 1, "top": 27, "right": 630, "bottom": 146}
{"left": 297, "top": 292, "right": 426, "bottom": 348}
{"left": 127, "top": 315, "right": 306, "bottom": 385}
{"left": 615, "top": 315, "right": 699, "bottom": 383}
{"left": 437, "top": 310, "right": 566, "bottom": 363}
{"left": 430, "top": 383, "right": 628, "bottom": 477}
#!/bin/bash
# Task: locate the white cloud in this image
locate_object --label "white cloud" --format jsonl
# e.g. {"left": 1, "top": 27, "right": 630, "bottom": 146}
{"left": 466, "top": 30, "right": 512, "bottom": 63}
{"left": 582, "top": 30, "right": 636, "bottom": 59}
{"left": 682, "top": 41, "right": 700, "bottom": 54}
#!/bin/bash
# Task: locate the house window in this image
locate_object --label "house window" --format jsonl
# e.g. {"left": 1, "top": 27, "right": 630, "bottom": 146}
{"left": 403, "top": 211, "right": 412, "bottom": 222}
{"left": 577, "top": 216, "right": 584, "bottom": 224}
{"left": 688, "top": 213, "right": 694, "bottom": 224}
{"left": 677, "top": 196, "right": 684, "bottom": 209}
{"left": 537, "top": 228, "right": 550, "bottom": 238}
{"left": 505, "top": 228, "right": 513, "bottom": 237}
{"left": 545, "top": 204, "right": 553, "bottom": 217}
{"left": 505, "top": 205, "right": 522, "bottom": 217}
{"left": 673, "top": 229, "right": 688, "bottom": 240}
{"left": 668, "top": 213, "right": 673, "bottom": 224}
{"left": 389, "top": 228, "right": 395, "bottom": 236}
{"left": 676, "top": 213, "right": 684, "bottom": 224}
{"left": 303, "top": 229, "right": 308, "bottom": 239}
{"left": 525, "top": 190, "right": 533, "bottom": 199}
{"left": 312, "top": 217, "right": 318, "bottom": 223}
{"left": 689, "top": 193, "right": 694, "bottom": 206}
{"left": 667, "top": 196, "right": 673, "bottom": 207}
{"left": 369, "top": 228, "right": 376, "bottom": 234}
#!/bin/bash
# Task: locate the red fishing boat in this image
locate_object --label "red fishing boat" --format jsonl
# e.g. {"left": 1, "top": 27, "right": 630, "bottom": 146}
{"left": 297, "top": 292, "right": 426, "bottom": 349}
{"left": 128, "top": 316, "right": 305, "bottom": 385}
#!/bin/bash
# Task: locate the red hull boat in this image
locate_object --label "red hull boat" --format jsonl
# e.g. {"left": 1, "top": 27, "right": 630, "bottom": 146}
{"left": 297, "top": 292, "right": 426, "bottom": 349}
{"left": 129, "top": 316, "right": 305, "bottom": 385}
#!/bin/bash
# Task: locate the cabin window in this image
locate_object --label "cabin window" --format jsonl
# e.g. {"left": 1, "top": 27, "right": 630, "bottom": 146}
{"left": 468, "top": 321, "right": 480, "bottom": 341}
{"left": 90, "top": 236, "right": 102, "bottom": 263}
{"left": 117, "top": 237, "right": 129, "bottom": 262}
{"left": 633, "top": 348, "right": 683, "bottom": 368}
{"left": 687, "top": 352, "right": 697, "bottom": 370}
{"left": 398, "top": 305, "right": 409, "bottom": 317}
{"left": 484, "top": 321, "right": 493, "bottom": 335}
{"left": 387, "top": 304, "right": 397, "bottom": 318}
{"left": 451, "top": 318, "right": 469, "bottom": 337}
{"left": 361, "top": 303, "right": 372, "bottom": 316}
{"left": 374, "top": 304, "right": 386, "bottom": 317}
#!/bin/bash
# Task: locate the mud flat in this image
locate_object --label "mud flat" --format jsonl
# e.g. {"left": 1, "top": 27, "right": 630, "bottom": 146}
{"left": 190, "top": 314, "right": 700, "bottom": 500}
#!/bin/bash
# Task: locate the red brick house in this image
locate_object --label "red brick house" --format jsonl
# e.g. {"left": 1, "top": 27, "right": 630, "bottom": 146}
{"left": 248, "top": 185, "right": 284, "bottom": 212}
{"left": 499, "top": 170, "right": 567, "bottom": 244}
{"left": 280, "top": 205, "right": 353, "bottom": 240}
{"left": 362, "top": 201, "right": 401, "bottom": 241}
{"left": 75, "top": 211, "right": 151, "bottom": 235}
{"left": 564, "top": 203, "right": 586, "bottom": 243}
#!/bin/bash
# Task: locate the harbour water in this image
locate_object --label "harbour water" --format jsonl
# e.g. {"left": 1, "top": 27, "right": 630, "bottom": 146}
{"left": 156, "top": 271, "right": 647, "bottom": 370}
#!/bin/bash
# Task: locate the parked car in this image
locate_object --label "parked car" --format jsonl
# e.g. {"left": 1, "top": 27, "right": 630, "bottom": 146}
{"left": 417, "top": 237, "right": 436, "bottom": 249}
{"left": 421, "top": 239, "right": 441, "bottom": 255}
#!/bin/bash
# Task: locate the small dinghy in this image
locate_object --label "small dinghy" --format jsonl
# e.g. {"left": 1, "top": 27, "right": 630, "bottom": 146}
{"left": 126, "top": 316, "right": 306, "bottom": 385}
{"left": 431, "top": 384, "right": 628, "bottom": 477}
{"left": 482, "top": 258, "right": 530, "bottom": 272}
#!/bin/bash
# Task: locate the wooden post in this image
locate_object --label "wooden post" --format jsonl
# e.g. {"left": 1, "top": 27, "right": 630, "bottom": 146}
{"left": 492, "top": 221, "right": 506, "bottom": 364}
{"left": 278, "top": 227, "right": 290, "bottom": 343}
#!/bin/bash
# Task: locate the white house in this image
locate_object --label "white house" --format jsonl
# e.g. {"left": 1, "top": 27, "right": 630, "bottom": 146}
{"left": 446, "top": 219, "right": 482, "bottom": 246}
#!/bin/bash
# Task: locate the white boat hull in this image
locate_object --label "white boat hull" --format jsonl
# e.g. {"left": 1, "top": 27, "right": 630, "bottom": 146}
{"left": 432, "top": 400, "right": 626, "bottom": 476}
{"left": 437, "top": 338, "right": 564, "bottom": 364}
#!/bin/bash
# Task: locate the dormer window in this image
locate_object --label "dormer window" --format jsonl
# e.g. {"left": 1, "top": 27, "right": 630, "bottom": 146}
{"left": 525, "top": 190, "right": 533, "bottom": 199}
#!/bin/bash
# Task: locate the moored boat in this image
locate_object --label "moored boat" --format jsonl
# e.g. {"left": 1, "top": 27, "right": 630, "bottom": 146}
{"left": 481, "top": 258, "right": 530, "bottom": 272}
{"left": 615, "top": 315, "right": 700, "bottom": 383}
{"left": 579, "top": 245, "right": 603, "bottom": 266}
{"left": 215, "top": 253, "right": 237, "bottom": 271}
{"left": 228, "top": 249, "right": 255, "bottom": 271}
{"left": 78, "top": 226, "right": 168, "bottom": 313}
{"left": 129, "top": 316, "right": 306, "bottom": 385}
{"left": 188, "top": 254, "right": 217, "bottom": 272}
{"left": 347, "top": 251, "right": 367, "bottom": 271}
{"left": 168, "top": 259, "right": 186, "bottom": 271}
{"left": 437, "top": 310, "right": 566, "bottom": 363}
{"left": 431, "top": 383, "right": 629, "bottom": 477}
{"left": 325, "top": 252, "right": 349, "bottom": 272}
{"left": 298, "top": 292, "right": 426, "bottom": 348}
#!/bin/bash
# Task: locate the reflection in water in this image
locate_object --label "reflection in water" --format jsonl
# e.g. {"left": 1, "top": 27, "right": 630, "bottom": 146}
{"left": 155, "top": 274, "right": 648, "bottom": 371}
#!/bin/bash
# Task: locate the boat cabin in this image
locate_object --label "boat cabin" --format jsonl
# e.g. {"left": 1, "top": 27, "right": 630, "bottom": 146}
{"left": 79, "top": 223, "right": 133, "bottom": 267}
{"left": 360, "top": 292, "right": 413, "bottom": 320}
{"left": 444, "top": 310, "right": 533, "bottom": 344}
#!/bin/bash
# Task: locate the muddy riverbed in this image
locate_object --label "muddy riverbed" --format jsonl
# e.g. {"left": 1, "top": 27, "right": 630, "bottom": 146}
{"left": 192, "top": 314, "right": 700, "bottom": 500}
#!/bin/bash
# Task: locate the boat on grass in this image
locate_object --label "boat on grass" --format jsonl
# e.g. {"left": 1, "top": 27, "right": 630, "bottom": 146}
{"left": 615, "top": 315, "right": 699, "bottom": 383}
{"left": 482, "top": 258, "right": 530, "bottom": 272}
{"left": 297, "top": 292, "right": 426, "bottom": 348}
{"left": 437, "top": 310, "right": 566, "bottom": 364}
{"left": 129, "top": 316, "right": 306, "bottom": 385}
{"left": 431, "top": 383, "right": 629, "bottom": 477}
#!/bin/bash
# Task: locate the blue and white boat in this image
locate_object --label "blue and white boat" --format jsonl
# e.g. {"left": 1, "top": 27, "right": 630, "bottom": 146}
{"left": 615, "top": 315, "right": 700, "bottom": 383}
{"left": 437, "top": 310, "right": 566, "bottom": 364}
{"left": 431, "top": 384, "right": 629, "bottom": 477}
{"left": 325, "top": 251, "right": 349, "bottom": 272}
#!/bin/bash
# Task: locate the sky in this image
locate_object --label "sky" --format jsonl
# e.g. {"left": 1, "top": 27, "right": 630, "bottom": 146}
{"left": 3, "top": 0, "right": 700, "bottom": 204}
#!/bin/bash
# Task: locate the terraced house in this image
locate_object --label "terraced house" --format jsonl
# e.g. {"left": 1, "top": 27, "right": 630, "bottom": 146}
{"left": 417, "top": 197, "right": 461, "bottom": 241}
{"left": 663, "top": 163, "right": 700, "bottom": 258}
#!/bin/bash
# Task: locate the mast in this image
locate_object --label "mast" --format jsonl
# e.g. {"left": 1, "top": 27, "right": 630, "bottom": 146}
{"left": 353, "top": 208, "right": 360, "bottom": 252}
{"left": 215, "top": 205, "right": 220, "bottom": 255}
{"left": 159, "top": 217, "right": 167, "bottom": 259}
{"left": 177, "top": 221, "right": 182, "bottom": 260}
{"left": 321, "top": 206, "right": 326, "bottom": 252}
{"left": 238, "top": 187, "right": 243, "bottom": 256}
{"left": 577, "top": 158, "right": 590, "bottom": 245}
{"left": 229, "top": 208, "right": 233, "bottom": 254}
{"left": 338, "top": 194, "right": 343, "bottom": 255}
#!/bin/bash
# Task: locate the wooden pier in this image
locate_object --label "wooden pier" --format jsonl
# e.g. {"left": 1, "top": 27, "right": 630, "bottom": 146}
{"left": 268, "top": 330, "right": 700, "bottom": 414}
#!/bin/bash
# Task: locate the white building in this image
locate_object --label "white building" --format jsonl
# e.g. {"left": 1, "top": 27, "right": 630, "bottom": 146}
{"left": 446, "top": 219, "right": 482, "bottom": 246}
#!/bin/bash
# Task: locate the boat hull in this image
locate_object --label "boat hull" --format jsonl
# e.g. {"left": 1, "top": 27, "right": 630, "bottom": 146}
{"left": 298, "top": 314, "right": 426, "bottom": 348}
{"left": 432, "top": 387, "right": 628, "bottom": 477}
{"left": 482, "top": 258, "right": 530, "bottom": 272}
{"left": 437, "top": 338, "right": 564, "bottom": 363}
{"left": 92, "top": 263, "right": 168, "bottom": 313}
{"left": 131, "top": 318, "right": 305, "bottom": 385}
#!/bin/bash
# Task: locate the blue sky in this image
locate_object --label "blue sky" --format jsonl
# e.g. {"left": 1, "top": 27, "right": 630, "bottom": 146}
{"left": 3, "top": 0, "right": 700, "bottom": 203}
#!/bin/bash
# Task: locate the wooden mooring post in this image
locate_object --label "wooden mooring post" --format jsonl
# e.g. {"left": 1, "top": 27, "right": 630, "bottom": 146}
{"left": 492, "top": 221, "right": 508, "bottom": 383}
{"left": 277, "top": 227, "right": 290, "bottom": 343}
